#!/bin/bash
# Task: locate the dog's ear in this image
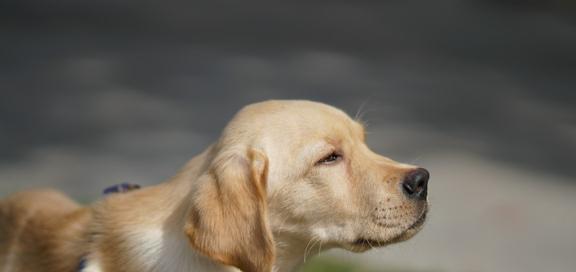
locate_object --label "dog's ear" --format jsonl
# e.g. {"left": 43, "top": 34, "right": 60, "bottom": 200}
{"left": 184, "top": 148, "right": 274, "bottom": 272}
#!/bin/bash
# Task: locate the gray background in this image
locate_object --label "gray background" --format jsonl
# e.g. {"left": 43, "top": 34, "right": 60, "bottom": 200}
{"left": 1, "top": 1, "right": 575, "bottom": 271}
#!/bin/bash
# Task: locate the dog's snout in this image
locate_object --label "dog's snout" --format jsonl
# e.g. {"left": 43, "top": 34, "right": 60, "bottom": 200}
{"left": 402, "top": 168, "right": 429, "bottom": 200}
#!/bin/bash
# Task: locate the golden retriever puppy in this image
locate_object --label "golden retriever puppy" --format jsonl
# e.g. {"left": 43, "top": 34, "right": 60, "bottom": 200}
{"left": 0, "top": 100, "right": 429, "bottom": 272}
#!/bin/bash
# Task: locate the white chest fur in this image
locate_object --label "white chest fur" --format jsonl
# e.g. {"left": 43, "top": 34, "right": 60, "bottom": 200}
{"left": 83, "top": 228, "right": 239, "bottom": 272}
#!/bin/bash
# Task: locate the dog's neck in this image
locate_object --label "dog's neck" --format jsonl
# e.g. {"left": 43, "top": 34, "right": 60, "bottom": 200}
{"left": 157, "top": 153, "right": 317, "bottom": 272}
{"left": 270, "top": 231, "right": 326, "bottom": 272}
{"left": 173, "top": 158, "right": 327, "bottom": 272}
{"left": 152, "top": 186, "right": 314, "bottom": 272}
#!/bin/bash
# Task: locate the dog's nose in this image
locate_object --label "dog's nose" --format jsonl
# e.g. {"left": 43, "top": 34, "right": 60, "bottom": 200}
{"left": 402, "top": 168, "right": 429, "bottom": 200}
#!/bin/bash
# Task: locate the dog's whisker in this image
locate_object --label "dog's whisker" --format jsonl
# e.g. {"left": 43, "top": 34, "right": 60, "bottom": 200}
{"left": 366, "top": 238, "right": 375, "bottom": 250}
{"left": 304, "top": 237, "right": 316, "bottom": 263}
{"left": 354, "top": 100, "right": 370, "bottom": 121}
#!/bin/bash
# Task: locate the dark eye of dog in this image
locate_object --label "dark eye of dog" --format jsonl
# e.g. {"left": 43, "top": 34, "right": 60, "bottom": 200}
{"left": 317, "top": 152, "right": 343, "bottom": 165}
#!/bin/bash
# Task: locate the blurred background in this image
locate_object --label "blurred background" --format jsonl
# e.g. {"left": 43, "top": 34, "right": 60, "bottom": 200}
{"left": 1, "top": 0, "right": 575, "bottom": 271}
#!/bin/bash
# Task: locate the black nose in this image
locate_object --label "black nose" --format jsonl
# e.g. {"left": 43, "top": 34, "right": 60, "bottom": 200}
{"left": 402, "top": 168, "right": 429, "bottom": 200}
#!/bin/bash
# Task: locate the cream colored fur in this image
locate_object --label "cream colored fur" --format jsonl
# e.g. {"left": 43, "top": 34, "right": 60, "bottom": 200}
{"left": 0, "top": 100, "right": 428, "bottom": 272}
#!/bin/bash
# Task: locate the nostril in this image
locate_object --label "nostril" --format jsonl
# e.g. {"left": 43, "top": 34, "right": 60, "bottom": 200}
{"left": 402, "top": 181, "right": 415, "bottom": 195}
{"left": 402, "top": 168, "right": 429, "bottom": 200}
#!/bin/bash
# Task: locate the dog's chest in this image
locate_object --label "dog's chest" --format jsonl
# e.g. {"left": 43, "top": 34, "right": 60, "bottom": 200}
{"left": 84, "top": 228, "right": 238, "bottom": 272}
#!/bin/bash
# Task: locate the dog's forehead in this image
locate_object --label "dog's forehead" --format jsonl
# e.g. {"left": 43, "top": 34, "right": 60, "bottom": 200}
{"left": 289, "top": 102, "right": 357, "bottom": 131}
{"left": 222, "top": 100, "right": 364, "bottom": 149}
{"left": 243, "top": 100, "right": 355, "bottom": 127}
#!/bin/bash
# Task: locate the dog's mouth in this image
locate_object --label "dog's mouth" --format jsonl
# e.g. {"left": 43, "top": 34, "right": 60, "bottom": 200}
{"left": 350, "top": 212, "right": 427, "bottom": 250}
{"left": 407, "top": 212, "right": 426, "bottom": 230}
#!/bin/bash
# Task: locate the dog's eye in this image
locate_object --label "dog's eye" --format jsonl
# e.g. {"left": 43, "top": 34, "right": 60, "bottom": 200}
{"left": 317, "top": 152, "right": 343, "bottom": 165}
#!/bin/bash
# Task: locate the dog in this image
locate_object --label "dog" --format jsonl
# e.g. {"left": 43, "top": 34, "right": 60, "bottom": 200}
{"left": 0, "top": 100, "right": 429, "bottom": 272}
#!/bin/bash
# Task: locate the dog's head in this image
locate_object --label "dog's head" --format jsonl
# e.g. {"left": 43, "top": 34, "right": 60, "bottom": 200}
{"left": 185, "top": 100, "right": 429, "bottom": 271}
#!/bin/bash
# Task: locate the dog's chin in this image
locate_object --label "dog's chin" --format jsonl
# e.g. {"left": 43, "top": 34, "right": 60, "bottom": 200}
{"left": 344, "top": 213, "right": 427, "bottom": 253}
{"left": 345, "top": 238, "right": 383, "bottom": 253}
{"left": 388, "top": 212, "right": 427, "bottom": 243}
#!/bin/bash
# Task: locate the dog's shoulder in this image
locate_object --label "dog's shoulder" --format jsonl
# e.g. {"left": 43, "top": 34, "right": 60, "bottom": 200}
{"left": 85, "top": 183, "right": 239, "bottom": 272}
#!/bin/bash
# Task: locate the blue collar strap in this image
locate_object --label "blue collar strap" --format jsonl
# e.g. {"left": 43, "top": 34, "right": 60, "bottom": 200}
{"left": 102, "top": 182, "right": 141, "bottom": 195}
{"left": 77, "top": 258, "right": 87, "bottom": 271}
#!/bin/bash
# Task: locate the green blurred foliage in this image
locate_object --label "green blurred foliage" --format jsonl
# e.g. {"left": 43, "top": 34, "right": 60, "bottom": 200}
{"left": 301, "top": 257, "right": 441, "bottom": 272}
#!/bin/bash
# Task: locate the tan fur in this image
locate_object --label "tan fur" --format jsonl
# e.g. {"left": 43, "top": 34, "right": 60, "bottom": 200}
{"left": 184, "top": 148, "right": 274, "bottom": 272}
{"left": 0, "top": 100, "right": 428, "bottom": 272}
{"left": 0, "top": 190, "right": 90, "bottom": 272}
